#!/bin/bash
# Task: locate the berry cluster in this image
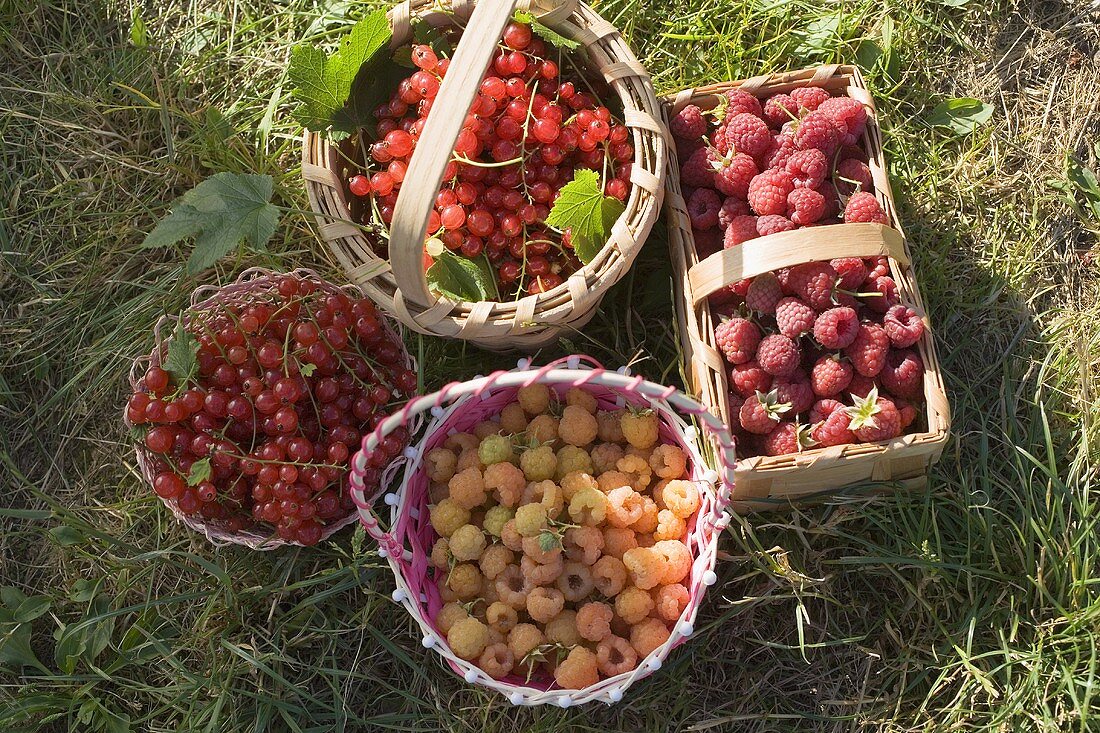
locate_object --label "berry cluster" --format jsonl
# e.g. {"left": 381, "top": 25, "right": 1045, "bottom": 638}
{"left": 425, "top": 385, "right": 699, "bottom": 689}
{"left": 346, "top": 21, "right": 633, "bottom": 298}
{"left": 125, "top": 276, "right": 416, "bottom": 545}
{"left": 671, "top": 85, "right": 888, "bottom": 254}
{"left": 710, "top": 258, "right": 927, "bottom": 457}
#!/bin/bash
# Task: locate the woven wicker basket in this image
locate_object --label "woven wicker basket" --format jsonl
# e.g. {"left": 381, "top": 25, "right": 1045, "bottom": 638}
{"left": 663, "top": 65, "right": 950, "bottom": 510}
{"left": 124, "top": 268, "right": 416, "bottom": 549}
{"left": 302, "top": 0, "right": 666, "bottom": 351}
{"left": 346, "top": 356, "right": 736, "bottom": 705}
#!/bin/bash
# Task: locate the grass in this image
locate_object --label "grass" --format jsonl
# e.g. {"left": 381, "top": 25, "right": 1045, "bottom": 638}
{"left": 1, "top": 0, "right": 1098, "bottom": 730}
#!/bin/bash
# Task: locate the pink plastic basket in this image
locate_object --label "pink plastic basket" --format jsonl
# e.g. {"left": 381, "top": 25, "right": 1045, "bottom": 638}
{"left": 124, "top": 267, "right": 416, "bottom": 550}
{"left": 347, "top": 355, "right": 736, "bottom": 705}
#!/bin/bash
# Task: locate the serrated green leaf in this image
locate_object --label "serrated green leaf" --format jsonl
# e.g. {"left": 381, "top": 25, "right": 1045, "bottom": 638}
{"left": 426, "top": 250, "right": 497, "bottom": 302}
{"left": 545, "top": 169, "right": 624, "bottom": 265}
{"left": 513, "top": 11, "right": 579, "bottom": 50}
{"left": 299, "top": 362, "right": 317, "bottom": 377}
{"left": 928, "top": 97, "right": 993, "bottom": 135}
{"left": 186, "top": 458, "right": 212, "bottom": 487}
{"left": 163, "top": 320, "right": 198, "bottom": 388}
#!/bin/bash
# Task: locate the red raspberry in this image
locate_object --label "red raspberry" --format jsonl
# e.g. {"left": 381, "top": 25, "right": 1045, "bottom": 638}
{"left": 680, "top": 147, "right": 714, "bottom": 188}
{"left": 879, "top": 349, "right": 924, "bottom": 399}
{"left": 816, "top": 182, "right": 840, "bottom": 220}
{"left": 670, "top": 104, "right": 707, "bottom": 141}
{"left": 761, "top": 135, "right": 796, "bottom": 170}
{"left": 747, "top": 169, "right": 794, "bottom": 216}
{"left": 866, "top": 256, "right": 890, "bottom": 279}
{"left": 785, "top": 149, "right": 828, "bottom": 189}
{"left": 713, "top": 153, "right": 758, "bottom": 198}
{"left": 693, "top": 227, "right": 723, "bottom": 258}
{"left": 687, "top": 188, "right": 722, "bottom": 230}
{"left": 863, "top": 274, "right": 898, "bottom": 314}
{"left": 718, "top": 197, "right": 751, "bottom": 229}
{"left": 813, "top": 307, "right": 859, "bottom": 349}
{"left": 744, "top": 271, "right": 783, "bottom": 314}
{"left": 763, "top": 94, "right": 799, "bottom": 127}
{"left": 788, "top": 261, "right": 838, "bottom": 310}
{"left": 812, "top": 407, "right": 855, "bottom": 447}
{"left": 786, "top": 188, "right": 826, "bottom": 225}
{"left": 773, "top": 374, "right": 815, "bottom": 414}
{"left": 725, "top": 113, "right": 772, "bottom": 160}
{"left": 739, "top": 389, "right": 791, "bottom": 434}
{"left": 845, "top": 322, "right": 890, "bottom": 377}
{"left": 810, "top": 354, "right": 853, "bottom": 397}
{"left": 714, "top": 317, "right": 761, "bottom": 365}
{"left": 729, "top": 361, "right": 773, "bottom": 397}
{"left": 883, "top": 305, "right": 925, "bottom": 347}
{"left": 793, "top": 112, "right": 840, "bottom": 156}
{"left": 843, "top": 191, "right": 888, "bottom": 224}
{"left": 809, "top": 398, "right": 844, "bottom": 424}
{"left": 676, "top": 136, "right": 705, "bottom": 163}
{"left": 730, "top": 278, "right": 752, "bottom": 296}
{"left": 835, "top": 158, "right": 873, "bottom": 196}
{"left": 756, "top": 214, "right": 796, "bottom": 237}
{"left": 839, "top": 144, "right": 869, "bottom": 163}
{"left": 756, "top": 334, "right": 801, "bottom": 377}
{"left": 790, "top": 86, "right": 831, "bottom": 112}
{"left": 774, "top": 297, "right": 816, "bottom": 337}
{"left": 847, "top": 389, "right": 902, "bottom": 442}
{"left": 762, "top": 421, "right": 814, "bottom": 456}
{"left": 724, "top": 215, "right": 759, "bottom": 248}
{"left": 723, "top": 89, "right": 763, "bottom": 120}
{"left": 894, "top": 398, "right": 919, "bottom": 429}
{"left": 727, "top": 393, "right": 746, "bottom": 433}
{"left": 848, "top": 374, "right": 876, "bottom": 399}
{"left": 830, "top": 258, "right": 868, "bottom": 291}
{"left": 819, "top": 97, "right": 868, "bottom": 146}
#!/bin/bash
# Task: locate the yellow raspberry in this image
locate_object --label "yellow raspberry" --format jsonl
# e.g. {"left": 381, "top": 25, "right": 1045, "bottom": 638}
{"left": 649, "top": 444, "right": 688, "bottom": 479}
{"left": 486, "top": 601, "right": 518, "bottom": 634}
{"left": 483, "top": 505, "right": 514, "bottom": 537}
{"left": 495, "top": 564, "right": 532, "bottom": 610}
{"left": 526, "top": 586, "right": 565, "bottom": 623}
{"left": 478, "top": 433, "right": 515, "bottom": 466}
{"left": 591, "top": 442, "right": 625, "bottom": 475}
{"left": 473, "top": 420, "right": 503, "bottom": 440}
{"left": 597, "top": 470, "right": 634, "bottom": 494}
{"left": 478, "top": 642, "right": 514, "bottom": 679}
{"left": 449, "top": 524, "right": 487, "bottom": 562}
{"left": 564, "top": 525, "right": 604, "bottom": 565}
{"left": 447, "top": 467, "right": 487, "bottom": 510}
{"left": 447, "top": 562, "right": 483, "bottom": 599}
{"left": 653, "top": 540, "right": 692, "bottom": 585}
{"left": 430, "top": 537, "right": 451, "bottom": 569}
{"left": 544, "top": 609, "right": 581, "bottom": 647}
{"left": 621, "top": 409, "right": 659, "bottom": 450}
{"left": 429, "top": 482, "right": 449, "bottom": 504}
{"left": 636, "top": 533, "right": 656, "bottom": 549}
{"left": 565, "top": 387, "right": 598, "bottom": 413}
{"left": 435, "top": 601, "right": 469, "bottom": 634}
{"left": 558, "top": 404, "right": 598, "bottom": 446}
{"left": 602, "top": 527, "right": 638, "bottom": 560}
{"left": 526, "top": 414, "right": 560, "bottom": 444}
{"left": 444, "top": 432, "right": 479, "bottom": 453}
{"left": 629, "top": 617, "right": 671, "bottom": 658}
{"left": 522, "top": 479, "right": 564, "bottom": 518}
{"left": 592, "top": 555, "right": 628, "bottom": 597}
{"left": 521, "top": 534, "right": 562, "bottom": 565}
{"left": 508, "top": 622, "right": 545, "bottom": 662}
{"left": 652, "top": 479, "right": 671, "bottom": 509}
{"left": 662, "top": 480, "right": 701, "bottom": 519}
{"left": 576, "top": 601, "right": 614, "bottom": 642}
{"left": 517, "top": 384, "right": 553, "bottom": 415}
{"left": 479, "top": 544, "right": 514, "bottom": 580}
{"left": 630, "top": 496, "right": 659, "bottom": 534}
{"left": 596, "top": 409, "right": 625, "bottom": 442}
{"left": 514, "top": 503, "right": 548, "bottom": 537}
{"left": 553, "top": 646, "right": 599, "bottom": 690}
{"left": 606, "top": 486, "right": 645, "bottom": 528}
{"left": 455, "top": 448, "right": 482, "bottom": 473}
{"left": 426, "top": 448, "right": 458, "bottom": 483}
{"left": 625, "top": 444, "right": 654, "bottom": 464}
{"left": 520, "top": 553, "right": 563, "bottom": 586}
{"left": 437, "top": 575, "right": 458, "bottom": 603}
{"left": 556, "top": 560, "right": 595, "bottom": 602}
{"left": 560, "top": 471, "right": 598, "bottom": 501}
{"left": 555, "top": 445, "right": 594, "bottom": 479}
{"left": 568, "top": 486, "right": 608, "bottom": 526}
{"left": 653, "top": 583, "right": 690, "bottom": 621}
{"left": 500, "top": 402, "right": 528, "bottom": 434}
{"left": 596, "top": 634, "right": 638, "bottom": 677}
{"left": 500, "top": 519, "right": 523, "bottom": 551}
{"left": 482, "top": 579, "right": 500, "bottom": 607}
{"left": 519, "top": 444, "right": 557, "bottom": 481}
{"left": 483, "top": 461, "right": 525, "bottom": 507}
{"left": 654, "top": 508, "right": 686, "bottom": 541}
{"left": 447, "top": 616, "right": 490, "bottom": 661}
{"left": 623, "top": 547, "right": 664, "bottom": 590}
{"left": 430, "top": 498, "right": 470, "bottom": 538}
{"left": 614, "top": 585, "right": 654, "bottom": 625}
{"left": 616, "top": 453, "right": 653, "bottom": 491}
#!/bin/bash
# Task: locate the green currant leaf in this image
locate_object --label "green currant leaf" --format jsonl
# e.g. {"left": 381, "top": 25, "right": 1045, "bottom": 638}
{"left": 426, "top": 250, "right": 498, "bottom": 302}
{"left": 162, "top": 320, "right": 198, "bottom": 388}
{"left": 928, "top": 97, "right": 993, "bottom": 136}
{"left": 412, "top": 21, "right": 454, "bottom": 57}
{"left": 512, "top": 11, "right": 579, "bottom": 50}
{"left": 186, "top": 458, "right": 212, "bottom": 487}
{"left": 545, "top": 169, "right": 625, "bottom": 265}
{"left": 299, "top": 362, "right": 317, "bottom": 377}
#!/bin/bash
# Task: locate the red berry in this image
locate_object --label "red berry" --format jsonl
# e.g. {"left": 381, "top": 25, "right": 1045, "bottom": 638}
{"left": 348, "top": 175, "right": 371, "bottom": 197}
{"left": 714, "top": 317, "right": 761, "bottom": 365}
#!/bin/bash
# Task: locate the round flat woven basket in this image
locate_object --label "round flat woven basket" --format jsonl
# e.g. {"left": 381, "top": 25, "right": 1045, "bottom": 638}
{"left": 302, "top": 0, "right": 667, "bottom": 351}
{"left": 124, "top": 268, "right": 417, "bottom": 550}
{"left": 346, "top": 356, "right": 736, "bottom": 705}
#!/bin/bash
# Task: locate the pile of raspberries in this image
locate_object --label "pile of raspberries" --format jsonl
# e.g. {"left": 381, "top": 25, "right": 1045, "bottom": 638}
{"left": 671, "top": 85, "right": 888, "bottom": 253}
{"left": 711, "top": 257, "right": 927, "bottom": 457}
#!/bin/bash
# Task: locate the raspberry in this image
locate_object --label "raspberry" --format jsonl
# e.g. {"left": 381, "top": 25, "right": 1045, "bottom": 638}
{"left": 430, "top": 538, "right": 451, "bottom": 569}
{"left": 816, "top": 182, "right": 841, "bottom": 220}
{"left": 863, "top": 274, "right": 898, "bottom": 313}
{"left": 786, "top": 148, "right": 828, "bottom": 189}
{"left": 761, "top": 134, "right": 796, "bottom": 170}
{"left": 660, "top": 479, "right": 701, "bottom": 519}
{"left": 811, "top": 407, "right": 855, "bottom": 447}
{"left": 597, "top": 470, "right": 633, "bottom": 494}
{"left": 895, "top": 398, "right": 919, "bottom": 429}
{"left": 813, "top": 306, "right": 859, "bottom": 349}
{"left": 630, "top": 495, "right": 659, "bottom": 533}
{"left": 565, "top": 387, "right": 598, "bottom": 413}
{"left": 620, "top": 409, "right": 659, "bottom": 450}
{"left": 554, "top": 646, "right": 600, "bottom": 689}
{"left": 763, "top": 93, "right": 800, "bottom": 127}
{"left": 615, "top": 585, "right": 655, "bottom": 624}
{"left": 756, "top": 334, "right": 801, "bottom": 376}
{"left": 835, "top": 158, "right": 873, "bottom": 196}
{"left": 867, "top": 256, "right": 890, "bottom": 279}
{"left": 564, "top": 525, "right": 604, "bottom": 565}
{"left": 617, "top": 453, "right": 653, "bottom": 491}
{"left": 455, "top": 448, "right": 481, "bottom": 473}
{"left": 756, "top": 214, "right": 796, "bottom": 236}
{"left": 830, "top": 257, "right": 869, "bottom": 291}
{"left": 713, "top": 153, "right": 758, "bottom": 198}
{"left": 786, "top": 188, "right": 826, "bottom": 225}
{"left": 500, "top": 402, "right": 528, "bottom": 433}
{"left": 478, "top": 642, "right": 514, "bottom": 679}
{"left": 517, "top": 383, "right": 553, "bottom": 415}
{"left": 723, "top": 89, "right": 763, "bottom": 120}
{"left": 718, "top": 197, "right": 751, "bottom": 229}
{"left": 848, "top": 374, "right": 877, "bottom": 399}
{"left": 474, "top": 420, "right": 502, "bottom": 440}
{"left": 520, "top": 553, "right": 563, "bottom": 586}
{"left": 593, "top": 411, "right": 624, "bottom": 445}
{"left": 430, "top": 498, "right": 471, "bottom": 537}
{"left": 507, "top": 622, "right": 544, "bottom": 663}
{"left": 788, "top": 261, "right": 838, "bottom": 310}
{"left": 649, "top": 444, "right": 688, "bottom": 479}
{"left": 729, "top": 360, "right": 773, "bottom": 396}
{"left": 884, "top": 304, "right": 925, "bottom": 347}
{"left": 654, "top": 508, "right": 686, "bottom": 541}
{"left": 714, "top": 317, "right": 761, "bottom": 364}
{"left": 762, "top": 421, "right": 815, "bottom": 456}
{"left": 622, "top": 547, "right": 664, "bottom": 590}
{"left": 480, "top": 544, "right": 515, "bottom": 580}
{"left": 774, "top": 297, "right": 816, "bottom": 337}
{"left": 526, "top": 586, "right": 565, "bottom": 623}
{"left": 653, "top": 539, "right": 691, "bottom": 585}
{"left": 435, "top": 602, "right": 469, "bottom": 635}
{"left": 725, "top": 112, "right": 772, "bottom": 158}
{"left": 606, "top": 486, "right": 644, "bottom": 528}
{"left": 483, "top": 461, "right": 525, "bottom": 507}
{"left": 592, "top": 554, "right": 629, "bottom": 597}
{"left": 522, "top": 480, "right": 564, "bottom": 519}
{"left": 654, "top": 583, "right": 690, "bottom": 621}
{"left": 544, "top": 609, "right": 581, "bottom": 647}
{"left": 449, "top": 523, "right": 487, "bottom": 561}
{"left": 444, "top": 432, "right": 479, "bottom": 453}
{"left": 809, "top": 398, "right": 844, "bottom": 424}
{"left": 670, "top": 104, "right": 707, "bottom": 141}
{"left": 711, "top": 125, "right": 729, "bottom": 154}
{"left": 846, "top": 322, "right": 890, "bottom": 377}
{"left": 790, "top": 86, "right": 831, "bottom": 112}
{"left": 568, "top": 486, "right": 608, "bottom": 526}
{"left": 601, "top": 527, "right": 638, "bottom": 560}
{"left": 500, "top": 520, "right": 523, "bottom": 552}
{"left": 739, "top": 389, "right": 791, "bottom": 434}
{"left": 558, "top": 404, "right": 598, "bottom": 446}
{"left": 630, "top": 617, "right": 671, "bottom": 658}
{"left": 560, "top": 470, "right": 597, "bottom": 502}
{"left": 680, "top": 147, "right": 714, "bottom": 188}
{"left": 810, "top": 354, "right": 854, "bottom": 397}
{"left": 555, "top": 445, "right": 594, "bottom": 479}
{"left": 792, "top": 111, "right": 840, "bottom": 156}
{"left": 843, "top": 191, "right": 888, "bottom": 224}
{"left": 426, "top": 448, "right": 458, "bottom": 483}
{"left": 724, "top": 215, "right": 760, "bottom": 247}
{"left": 745, "top": 271, "right": 784, "bottom": 313}
{"left": 819, "top": 96, "right": 868, "bottom": 145}
{"left": 495, "top": 564, "right": 532, "bottom": 608}
{"left": 576, "top": 601, "right": 614, "bottom": 642}
{"left": 597, "top": 634, "right": 638, "bottom": 676}
{"left": 447, "top": 466, "right": 488, "bottom": 510}
{"left": 556, "top": 560, "right": 595, "bottom": 602}
{"left": 446, "top": 563, "right": 483, "bottom": 599}
{"left": 589, "top": 442, "right": 623, "bottom": 476}
{"left": 773, "top": 374, "right": 815, "bottom": 414}
{"left": 747, "top": 169, "right": 795, "bottom": 216}
{"left": 477, "top": 434, "right": 512, "bottom": 466}
{"left": 847, "top": 389, "right": 902, "bottom": 442}
{"left": 687, "top": 187, "right": 722, "bottom": 230}
{"left": 879, "top": 349, "right": 924, "bottom": 399}
{"left": 514, "top": 503, "right": 548, "bottom": 537}
{"left": 519, "top": 444, "right": 556, "bottom": 481}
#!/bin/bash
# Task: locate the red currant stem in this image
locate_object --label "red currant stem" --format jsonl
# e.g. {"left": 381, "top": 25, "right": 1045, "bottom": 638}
{"left": 297, "top": 301, "right": 397, "bottom": 394}
{"left": 229, "top": 452, "right": 345, "bottom": 471}
{"left": 450, "top": 154, "right": 524, "bottom": 168}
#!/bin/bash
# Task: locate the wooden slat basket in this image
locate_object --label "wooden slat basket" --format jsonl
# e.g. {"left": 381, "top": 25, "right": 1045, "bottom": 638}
{"left": 302, "top": 0, "right": 666, "bottom": 352}
{"left": 663, "top": 65, "right": 950, "bottom": 510}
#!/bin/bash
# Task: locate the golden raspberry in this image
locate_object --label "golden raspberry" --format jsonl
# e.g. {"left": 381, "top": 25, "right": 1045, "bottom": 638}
{"left": 519, "top": 444, "right": 557, "bottom": 481}
{"left": 621, "top": 409, "right": 659, "bottom": 450}
{"left": 478, "top": 434, "right": 514, "bottom": 466}
{"left": 565, "top": 387, "right": 598, "bottom": 413}
{"left": 520, "top": 553, "right": 563, "bottom": 586}
{"left": 481, "top": 580, "right": 500, "bottom": 607}
{"left": 606, "top": 486, "right": 645, "bottom": 528}
{"left": 426, "top": 448, "right": 458, "bottom": 483}
{"left": 636, "top": 533, "right": 656, "bottom": 549}
{"left": 602, "top": 527, "right": 638, "bottom": 560}
{"left": 507, "top": 622, "right": 545, "bottom": 662}
{"left": 500, "top": 519, "right": 523, "bottom": 551}
{"left": 651, "top": 479, "right": 670, "bottom": 510}
{"left": 521, "top": 534, "right": 562, "bottom": 565}
{"left": 596, "top": 409, "right": 625, "bottom": 442}
{"left": 623, "top": 547, "right": 664, "bottom": 590}
{"left": 629, "top": 495, "right": 659, "bottom": 534}
{"left": 526, "top": 414, "right": 560, "bottom": 444}
{"left": 479, "top": 544, "right": 514, "bottom": 580}
{"left": 444, "top": 432, "right": 479, "bottom": 453}
{"left": 447, "top": 562, "right": 483, "bottom": 599}
{"left": 430, "top": 498, "right": 470, "bottom": 538}
{"left": 649, "top": 444, "right": 688, "bottom": 479}
{"left": 447, "top": 467, "right": 487, "bottom": 510}
{"left": 592, "top": 555, "right": 628, "bottom": 597}
{"left": 500, "top": 402, "right": 528, "bottom": 434}
{"left": 590, "top": 442, "right": 625, "bottom": 474}
{"left": 483, "top": 505, "right": 514, "bottom": 537}
{"left": 560, "top": 471, "right": 598, "bottom": 501}
{"left": 487, "top": 626, "right": 505, "bottom": 646}
{"left": 568, "top": 486, "right": 608, "bottom": 526}
{"left": 564, "top": 526, "right": 604, "bottom": 565}
{"left": 447, "top": 616, "right": 490, "bottom": 661}
{"left": 514, "top": 503, "right": 548, "bottom": 537}
{"left": 553, "top": 646, "right": 599, "bottom": 690}
{"left": 629, "top": 617, "right": 671, "bottom": 658}
{"left": 597, "top": 470, "right": 634, "bottom": 494}
{"left": 473, "top": 420, "right": 502, "bottom": 440}
{"left": 616, "top": 454, "right": 653, "bottom": 491}
{"left": 437, "top": 575, "right": 458, "bottom": 603}
{"left": 435, "top": 601, "right": 469, "bottom": 634}
{"left": 517, "top": 384, "right": 552, "bottom": 415}
{"left": 654, "top": 509, "right": 686, "bottom": 541}
{"left": 526, "top": 586, "right": 565, "bottom": 623}
{"left": 429, "top": 482, "right": 449, "bottom": 504}
{"left": 544, "top": 609, "right": 581, "bottom": 647}
{"left": 483, "top": 461, "right": 525, "bottom": 507}
{"left": 576, "top": 601, "right": 614, "bottom": 642}
{"left": 455, "top": 448, "right": 482, "bottom": 473}
{"left": 596, "top": 634, "right": 638, "bottom": 677}
{"left": 614, "top": 585, "right": 654, "bottom": 625}
{"left": 478, "top": 642, "right": 514, "bottom": 679}
{"left": 430, "top": 537, "right": 451, "bottom": 569}
{"left": 653, "top": 540, "right": 692, "bottom": 585}
{"left": 495, "top": 565, "right": 532, "bottom": 610}
{"left": 662, "top": 480, "right": 701, "bottom": 519}
{"left": 555, "top": 445, "right": 594, "bottom": 479}
{"left": 556, "top": 560, "right": 595, "bottom": 602}
{"left": 522, "top": 479, "right": 564, "bottom": 518}
{"left": 486, "top": 601, "right": 518, "bottom": 634}
{"left": 449, "top": 524, "right": 487, "bottom": 562}
{"left": 558, "top": 405, "right": 598, "bottom": 447}
{"left": 653, "top": 583, "right": 690, "bottom": 621}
